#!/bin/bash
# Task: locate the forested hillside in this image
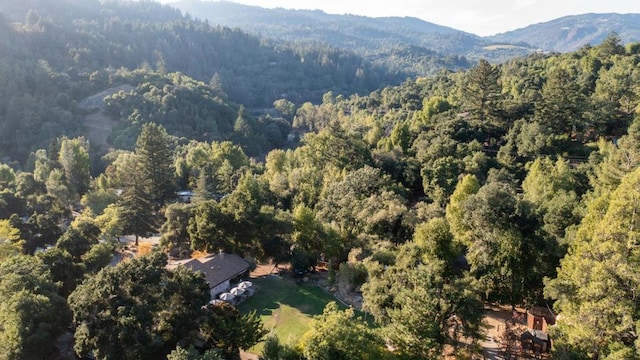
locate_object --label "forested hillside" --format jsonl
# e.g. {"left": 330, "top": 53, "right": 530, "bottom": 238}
{"left": 170, "top": 1, "right": 640, "bottom": 74}
{"left": 1, "top": 0, "right": 640, "bottom": 358}
{"left": 0, "top": 0, "right": 401, "bottom": 163}
{"left": 171, "top": 0, "right": 528, "bottom": 75}
{"left": 490, "top": 13, "right": 640, "bottom": 52}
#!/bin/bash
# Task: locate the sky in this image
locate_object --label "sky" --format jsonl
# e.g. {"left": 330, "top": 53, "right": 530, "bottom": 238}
{"left": 161, "top": 0, "right": 639, "bottom": 36}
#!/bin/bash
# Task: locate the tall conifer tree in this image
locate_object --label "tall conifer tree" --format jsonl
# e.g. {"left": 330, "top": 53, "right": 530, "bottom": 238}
{"left": 118, "top": 154, "right": 155, "bottom": 246}
{"left": 462, "top": 59, "right": 503, "bottom": 139}
{"left": 136, "top": 123, "right": 175, "bottom": 209}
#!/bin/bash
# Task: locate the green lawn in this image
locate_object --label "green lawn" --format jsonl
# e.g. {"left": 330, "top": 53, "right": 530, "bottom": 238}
{"left": 238, "top": 276, "right": 343, "bottom": 353}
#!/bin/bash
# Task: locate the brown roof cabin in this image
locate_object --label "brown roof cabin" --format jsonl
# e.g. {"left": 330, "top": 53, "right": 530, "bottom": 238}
{"left": 168, "top": 252, "right": 250, "bottom": 298}
{"left": 521, "top": 306, "right": 556, "bottom": 354}
{"left": 527, "top": 306, "right": 556, "bottom": 332}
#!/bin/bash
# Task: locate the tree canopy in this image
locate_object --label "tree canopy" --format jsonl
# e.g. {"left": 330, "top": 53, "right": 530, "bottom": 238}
{"left": 0, "top": 3, "right": 639, "bottom": 358}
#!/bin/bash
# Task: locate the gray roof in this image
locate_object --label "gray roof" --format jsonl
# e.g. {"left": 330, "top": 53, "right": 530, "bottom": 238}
{"left": 168, "top": 253, "right": 250, "bottom": 288}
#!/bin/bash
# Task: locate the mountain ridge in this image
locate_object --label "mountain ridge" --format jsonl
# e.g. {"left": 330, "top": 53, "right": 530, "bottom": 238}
{"left": 488, "top": 12, "right": 640, "bottom": 52}
{"left": 171, "top": 1, "right": 640, "bottom": 55}
{"left": 170, "top": 0, "right": 516, "bottom": 75}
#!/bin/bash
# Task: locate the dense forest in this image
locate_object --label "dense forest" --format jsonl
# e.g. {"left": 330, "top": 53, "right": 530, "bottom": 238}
{"left": 171, "top": 1, "right": 640, "bottom": 75}
{"left": 489, "top": 13, "right": 640, "bottom": 52}
{"left": 171, "top": 0, "right": 479, "bottom": 76}
{"left": 0, "top": 0, "right": 403, "bottom": 163}
{"left": 1, "top": 0, "right": 640, "bottom": 359}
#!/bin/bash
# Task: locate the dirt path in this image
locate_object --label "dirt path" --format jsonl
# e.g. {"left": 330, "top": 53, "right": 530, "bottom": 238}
{"left": 79, "top": 84, "right": 134, "bottom": 153}
{"left": 250, "top": 263, "right": 288, "bottom": 278}
{"left": 480, "top": 304, "right": 516, "bottom": 359}
{"left": 240, "top": 350, "right": 258, "bottom": 360}
{"left": 82, "top": 109, "right": 116, "bottom": 153}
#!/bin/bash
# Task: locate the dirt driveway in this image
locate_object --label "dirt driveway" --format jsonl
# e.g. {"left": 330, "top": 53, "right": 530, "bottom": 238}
{"left": 480, "top": 304, "right": 513, "bottom": 359}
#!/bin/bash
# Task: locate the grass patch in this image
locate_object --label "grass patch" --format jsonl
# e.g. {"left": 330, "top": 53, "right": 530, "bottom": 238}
{"left": 238, "top": 276, "right": 344, "bottom": 354}
{"left": 482, "top": 44, "right": 531, "bottom": 51}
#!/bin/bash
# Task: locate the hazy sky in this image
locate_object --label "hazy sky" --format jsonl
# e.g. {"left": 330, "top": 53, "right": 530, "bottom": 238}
{"left": 163, "top": 0, "right": 639, "bottom": 36}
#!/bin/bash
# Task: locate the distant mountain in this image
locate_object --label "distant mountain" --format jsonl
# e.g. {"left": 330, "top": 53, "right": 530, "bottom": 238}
{"left": 0, "top": 0, "right": 183, "bottom": 23}
{"left": 0, "top": 0, "right": 409, "bottom": 161}
{"left": 174, "top": 0, "right": 469, "bottom": 50}
{"left": 488, "top": 13, "right": 640, "bottom": 52}
{"left": 172, "top": 2, "right": 640, "bottom": 64}
{"left": 171, "top": 0, "right": 537, "bottom": 75}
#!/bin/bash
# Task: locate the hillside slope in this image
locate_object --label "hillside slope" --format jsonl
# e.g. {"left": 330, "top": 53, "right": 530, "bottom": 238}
{"left": 0, "top": 0, "right": 403, "bottom": 161}
{"left": 173, "top": 0, "right": 471, "bottom": 52}
{"left": 489, "top": 13, "right": 640, "bottom": 52}
{"left": 172, "top": 2, "right": 640, "bottom": 59}
{"left": 170, "top": 0, "right": 537, "bottom": 74}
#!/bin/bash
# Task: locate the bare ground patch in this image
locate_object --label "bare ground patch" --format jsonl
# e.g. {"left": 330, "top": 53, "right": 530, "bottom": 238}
{"left": 82, "top": 109, "right": 117, "bottom": 153}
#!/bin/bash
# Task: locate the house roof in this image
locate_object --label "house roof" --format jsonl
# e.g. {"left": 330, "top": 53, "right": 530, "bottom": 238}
{"left": 168, "top": 252, "right": 250, "bottom": 288}
{"left": 528, "top": 306, "right": 556, "bottom": 325}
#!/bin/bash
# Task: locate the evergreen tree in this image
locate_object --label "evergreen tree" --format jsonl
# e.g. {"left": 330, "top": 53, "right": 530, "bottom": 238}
{"left": 522, "top": 157, "right": 582, "bottom": 243}
{"left": 193, "top": 166, "right": 214, "bottom": 203}
{"left": 535, "top": 67, "right": 587, "bottom": 140}
{"left": 461, "top": 59, "right": 503, "bottom": 139}
{"left": 136, "top": 123, "right": 176, "bottom": 209}
{"left": 118, "top": 154, "right": 156, "bottom": 246}
{"left": 590, "top": 55, "right": 640, "bottom": 136}
{"left": 209, "top": 72, "right": 227, "bottom": 100}
{"left": 56, "top": 222, "right": 100, "bottom": 261}
{"left": 160, "top": 203, "right": 193, "bottom": 256}
{"left": 384, "top": 261, "right": 482, "bottom": 359}
{"left": 545, "top": 166, "right": 640, "bottom": 359}
{"left": 596, "top": 31, "right": 626, "bottom": 58}
{"left": 58, "top": 137, "right": 91, "bottom": 197}
{"left": 0, "top": 219, "right": 23, "bottom": 261}
{"left": 362, "top": 218, "right": 483, "bottom": 358}
{"left": 446, "top": 174, "right": 480, "bottom": 247}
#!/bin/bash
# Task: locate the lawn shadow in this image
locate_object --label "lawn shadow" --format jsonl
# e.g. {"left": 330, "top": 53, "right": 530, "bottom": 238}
{"left": 238, "top": 277, "right": 282, "bottom": 317}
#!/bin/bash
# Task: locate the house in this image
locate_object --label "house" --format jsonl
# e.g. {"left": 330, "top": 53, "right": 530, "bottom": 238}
{"left": 176, "top": 190, "right": 226, "bottom": 203}
{"left": 521, "top": 306, "right": 556, "bottom": 353}
{"left": 167, "top": 252, "right": 250, "bottom": 298}
{"left": 527, "top": 306, "right": 555, "bottom": 332}
{"left": 177, "top": 190, "right": 195, "bottom": 203}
